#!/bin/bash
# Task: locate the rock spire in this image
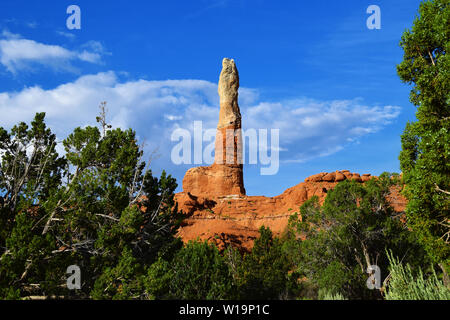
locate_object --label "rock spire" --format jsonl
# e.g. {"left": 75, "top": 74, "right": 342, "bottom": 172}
{"left": 181, "top": 58, "right": 246, "bottom": 197}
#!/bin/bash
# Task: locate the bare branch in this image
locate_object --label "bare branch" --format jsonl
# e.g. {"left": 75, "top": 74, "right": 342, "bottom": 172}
{"left": 95, "top": 214, "right": 119, "bottom": 222}
{"left": 435, "top": 183, "right": 450, "bottom": 195}
{"left": 427, "top": 49, "right": 436, "bottom": 66}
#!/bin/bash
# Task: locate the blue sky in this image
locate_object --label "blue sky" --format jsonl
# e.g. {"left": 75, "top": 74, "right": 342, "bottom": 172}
{"left": 0, "top": 0, "right": 423, "bottom": 196}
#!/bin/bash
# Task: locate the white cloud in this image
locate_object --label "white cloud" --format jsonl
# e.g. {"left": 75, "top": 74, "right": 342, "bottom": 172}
{"left": 77, "top": 50, "right": 102, "bottom": 63}
{"left": 165, "top": 114, "right": 183, "bottom": 121}
{"left": 26, "top": 22, "right": 38, "bottom": 29}
{"left": 0, "top": 71, "right": 401, "bottom": 174}
{"left": 243, "top": 98, "right": 400, "bottom": 162}
{"left": 0, "top": 32, "right": 105, "bottom": 73}
{"left": 2, "top": 30, "right": 21, "bottom": 39}
{"left": 56, "top": 31, "right": 76, "bottom": 40}
{"left": 81, "top": 41, "right": 107, "bottom": 54}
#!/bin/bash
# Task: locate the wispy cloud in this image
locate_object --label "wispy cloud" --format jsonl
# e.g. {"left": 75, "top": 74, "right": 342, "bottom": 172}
{"left": 25, "top": 21, "right": 38, "bottom": 29}
{"left": 1, "top": 30, "right": 21, "bottom": 39}
{"left": 0, "top": 71, "right": 401, "bottom": 170}
{"left": 0, "top": 32, "right": 105, "bottom": 74}
{"left": 184, "top": 0, "right": 229, "bottom": 20}
{"left": 244, "top": 98, "right": 400, "bottom": 163}
{"left": 56, "top": 30, "right": 76, "bottom": 40}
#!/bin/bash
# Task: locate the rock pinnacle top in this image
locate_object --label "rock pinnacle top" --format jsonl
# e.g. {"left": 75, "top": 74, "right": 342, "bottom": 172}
{"left": 218, "top": 58, "right": 241, "bottom": 129}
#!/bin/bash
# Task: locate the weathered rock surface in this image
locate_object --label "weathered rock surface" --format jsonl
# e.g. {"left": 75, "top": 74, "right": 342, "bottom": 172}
{"left": 175, "top": 58, "right": 407, "bottom": 252}
{"left": 182, "top": 164, "right": 245, "bottom": 198}
{"left": 175, "top": 171, "right": 407, "bottom": 252}
{"left": 217, "top": 58, "right": 241, "bottom": 129}
{"left": 305, "top": 170, "right": 370, "bottom": 183}
{"left": 182, "top": 58, "right": 245, "bottom": 198}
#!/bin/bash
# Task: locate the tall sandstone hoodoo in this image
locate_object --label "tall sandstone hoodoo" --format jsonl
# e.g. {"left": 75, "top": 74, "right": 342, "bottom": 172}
{"left": 182, "top": 58, "right": 245, "bottom": 198}
{"left": 175, "top": 58, "right": 407, "bottom": 252}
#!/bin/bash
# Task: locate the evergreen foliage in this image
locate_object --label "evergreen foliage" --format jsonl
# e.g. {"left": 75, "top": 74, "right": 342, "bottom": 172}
{"left": 283, "top": 174, "right": 427, "bottom": 299}
{"left": 0, "top": 110, "right": 182, "bottom": 299}
{"left": 397, "top": 0, "right": 449, "bottom": 267}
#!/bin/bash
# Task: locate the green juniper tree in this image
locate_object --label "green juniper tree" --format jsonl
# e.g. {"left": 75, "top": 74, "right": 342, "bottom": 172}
{"left": 0, "top": 113, "right": 67, "bottom": 299}
{"left": 0, "top": 108, "right": 183, "bottom": 299}
{"left": 236, "top": 226, "right": 299, "bottom": 300}
{"left": 397, "top": 0, "right": 449, "bottom": 270}
{"left": 144, "top": 240, "right": 235, "bottom": 300}
{"left": 284, "top": 174, "right": 426, "bottom": 299}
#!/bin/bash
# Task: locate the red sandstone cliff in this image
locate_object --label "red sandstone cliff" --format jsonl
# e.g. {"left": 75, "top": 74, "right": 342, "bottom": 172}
{"left": 174, "top": 59, "right": 407, "bottom": 252}
{"left": 175, "top": 171, "right": 406, "bottom": 252}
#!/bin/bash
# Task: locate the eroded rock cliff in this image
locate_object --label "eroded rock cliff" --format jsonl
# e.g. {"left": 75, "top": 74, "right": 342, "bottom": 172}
{"left": 175, "top": 59, "right": 406, "bottom": 252}
{"left": 175, "top": 170, "right": 406, "bottom": 252}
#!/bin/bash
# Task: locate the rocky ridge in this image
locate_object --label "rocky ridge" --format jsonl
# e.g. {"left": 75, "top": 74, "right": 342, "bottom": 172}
{"left": 174, "top": 59, "right": 406, "bottom": 252}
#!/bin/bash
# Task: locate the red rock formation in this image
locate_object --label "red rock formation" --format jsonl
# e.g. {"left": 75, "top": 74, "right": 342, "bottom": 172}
{"left": 182, "top": 58, "right": 245, "bottom": 198}
{"left": 176, "top": 171, "right": 407, "bottom": 252}
{"left": 175, "top": 58, "right": 407, "bottom": 252}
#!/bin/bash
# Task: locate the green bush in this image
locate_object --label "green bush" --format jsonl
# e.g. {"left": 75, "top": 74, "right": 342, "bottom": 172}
{"left": 145, "top": 240, "right": 235, "bottom": 300}
{"left": 236, "top": 226, "right": 300, "bottom": 299}
{"left": 385, "top": 251, "right": 450, "bottom": 300}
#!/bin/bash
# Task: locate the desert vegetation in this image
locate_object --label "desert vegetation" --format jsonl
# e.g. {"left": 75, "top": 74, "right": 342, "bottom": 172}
{"left": 0, "top": 0, "right": 448, "bottom": 300}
